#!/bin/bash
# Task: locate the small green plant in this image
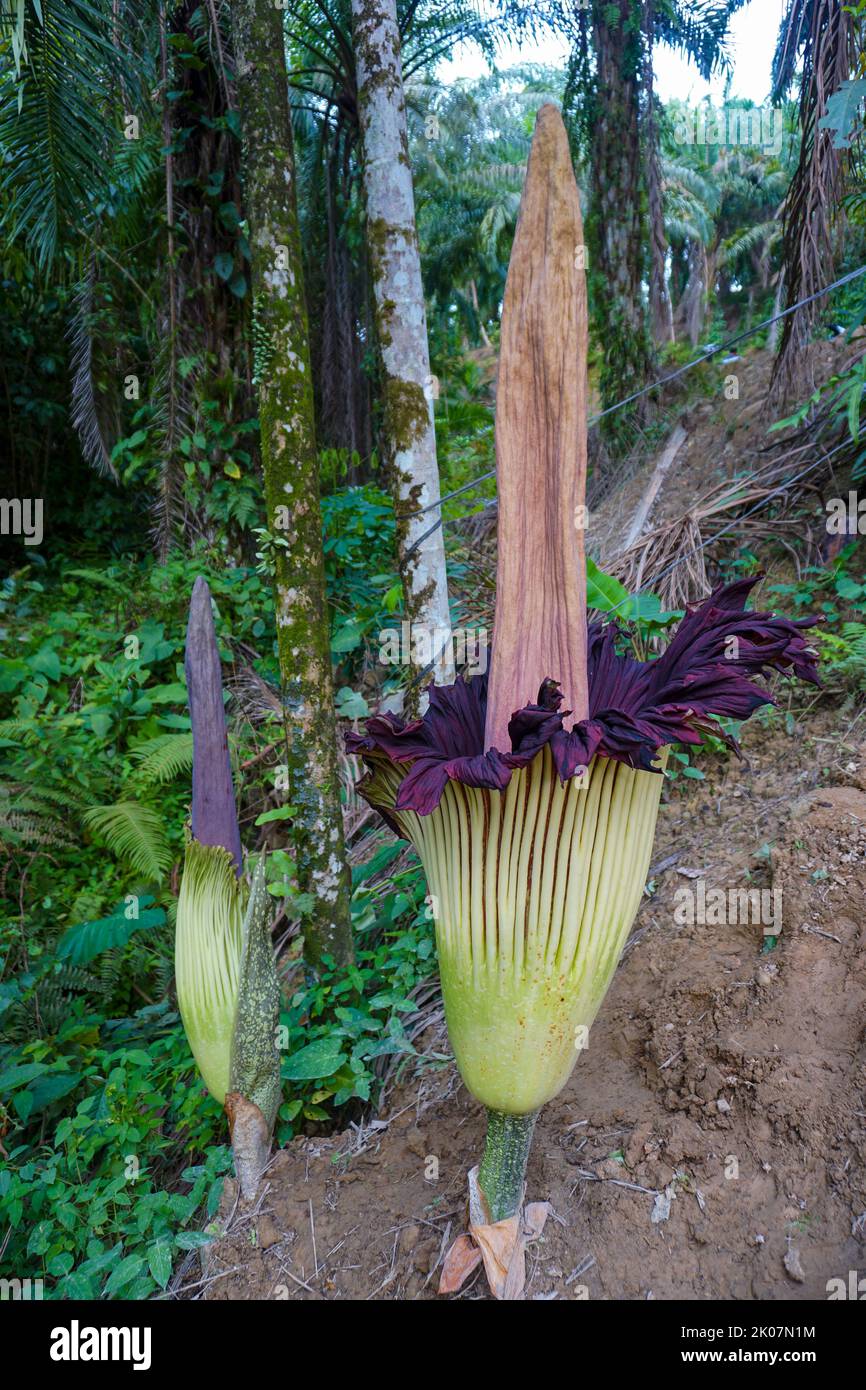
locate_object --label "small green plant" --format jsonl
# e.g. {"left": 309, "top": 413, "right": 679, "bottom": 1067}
{"left": 769, "top": 546, "right": 866, "bottom": 691}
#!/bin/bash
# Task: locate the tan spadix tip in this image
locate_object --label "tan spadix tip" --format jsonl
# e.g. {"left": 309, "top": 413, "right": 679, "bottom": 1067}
{"left": 484, "top": 101, "right": 589, "bottom": 753}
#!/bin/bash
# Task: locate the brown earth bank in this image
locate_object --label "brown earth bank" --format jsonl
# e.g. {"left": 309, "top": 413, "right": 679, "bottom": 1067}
{"left": 201, "top": 713, "right": 866, "bottom": 1301}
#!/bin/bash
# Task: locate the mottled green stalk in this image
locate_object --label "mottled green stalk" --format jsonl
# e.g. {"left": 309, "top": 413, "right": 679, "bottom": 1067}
{"left": 231, "top": 0, "right": 353, "bottom": 966}
{"left": 478, "top": 1110, "right": 538, "bottom": 1223}
{"left": 176, "top": 844, "right": 281, "bottom": 1197}
{"left": 230, "top": 856, "right": 281, "bottom": 1131}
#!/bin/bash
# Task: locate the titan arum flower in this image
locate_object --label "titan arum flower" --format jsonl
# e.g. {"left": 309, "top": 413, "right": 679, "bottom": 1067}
{"left": 347, "top": 104, "right": 820, "bottom": 1295}
{"left": 176, "top": 577, "right": 281, "bottom": 1199}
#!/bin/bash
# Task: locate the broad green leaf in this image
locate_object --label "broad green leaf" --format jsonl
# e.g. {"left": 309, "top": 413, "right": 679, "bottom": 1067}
{"left": 335, "top": 686, "right": 369, "bottom": 718}
{"left": 0, "top": 658, "right": 29, "bottom": 692}
{"left": 331, "top": 619, "right": 367, "bottom": 653}
{"left": 148, "top": 1241, "right": 172, "bottom": 1289}
{"left": 818, "top": 78, "right": 866, "bottom": 149}
{"left": 175, "top": 1230, "right": 216, "bottom": 1250}
{"left": 282, "top": 1038, "right": 347, "bottom": 1081}
{"left": 57, "top": 904, "right": 165, "bottom": 966}
{"left": 61, "top": 1272, "right": 94, "bottom": 1299}
{"left": 0, "top": 1062, "right": 49, "bottom": 1090}
{"left": 104, "top": 1254, "right": 145, "bottom": 1296}
{"left": 25, "top": 1072, "right": 81, "bottom": 1113}
{"left": 88, "top": 707, "right": 113, "bottom": 739}
{"left": 255, "top": 805, "right": 295, "bottom": 824}
{"left": 27, "top": 1220, "right": 54, "bottom": 1256}
{"left": 31, "top": 645, "right": 61, "bottom": 681}
{"left": 586, "top": 557, "right": 630, "bottom": 615}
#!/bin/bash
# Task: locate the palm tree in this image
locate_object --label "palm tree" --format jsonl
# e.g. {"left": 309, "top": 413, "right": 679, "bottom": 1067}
{"left": 0, "top": 0, "right": 254, "bottom": 553}
{"left": 412, "top": 69, "right": 567, "bottom": 345}
{"left": 663, "top": 129, "right": 793, "bottom": 345}
{"left": 0, "top": 0, "right": 150, "bottom": 269}
{"left": 770, "top": 0, "right": 857, "bottom": 406}
{"left": 512, "top": 0, "right": 751, "bottom": 439}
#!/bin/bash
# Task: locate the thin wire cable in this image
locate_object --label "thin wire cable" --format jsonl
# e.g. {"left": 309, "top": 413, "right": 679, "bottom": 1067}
{"left": 395, "top": 260, "right": 866, "bottom": 555}
{"left": 601, "top": 437, "right": 850, "bottom": 622}
{"left": 405, "top": 437, "right": 851, "bottom": 693}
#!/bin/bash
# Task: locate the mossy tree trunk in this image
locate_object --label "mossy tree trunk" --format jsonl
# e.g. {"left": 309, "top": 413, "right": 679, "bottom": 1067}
{"left": 231, "top": 0, "right": 353, "bottom": 968}
{"left": 351, "top": 0, "right": 454, "bottom": 698}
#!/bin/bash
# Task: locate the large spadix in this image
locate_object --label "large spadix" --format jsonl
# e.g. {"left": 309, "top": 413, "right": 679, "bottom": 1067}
{"left": 347, "top": 103, "right": 819, "bottom": 1295}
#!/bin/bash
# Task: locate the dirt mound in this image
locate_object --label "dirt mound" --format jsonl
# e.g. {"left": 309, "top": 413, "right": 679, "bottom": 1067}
{"left": 200, "top": 725, "right": 866, "bottom": 1301}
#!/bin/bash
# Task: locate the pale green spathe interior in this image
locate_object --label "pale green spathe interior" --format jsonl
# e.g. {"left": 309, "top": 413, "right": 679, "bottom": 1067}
{"left": 365, "top": 747, "right": 665, "bottom": 1113}
{"left": 175, "top": 838, "right": 245, "bottom": 1105}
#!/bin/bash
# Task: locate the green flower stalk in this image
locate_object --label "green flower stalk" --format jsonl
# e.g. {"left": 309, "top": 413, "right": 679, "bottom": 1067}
{"left": 175, "top": 578, "right": 281, "bottom": 1198}
{"left": 347, "top": 106, "right": 820, "bottom": 1279}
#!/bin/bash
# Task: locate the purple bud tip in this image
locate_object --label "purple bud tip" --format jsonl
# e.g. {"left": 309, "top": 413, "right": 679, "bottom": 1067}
{"left": 186, "top": 576, "right": 243, "bottom": 875}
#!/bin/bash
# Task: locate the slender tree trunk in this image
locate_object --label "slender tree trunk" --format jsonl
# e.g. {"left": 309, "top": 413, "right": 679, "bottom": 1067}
{"left": 678, "top": 239, "right": 708, "bottom": 348}
{"left": 644, "top": 3, "right": 670, "bottom": 347}
{"left": 231, "top": 0, "right": 353, "bottom": 968}
{"left": 351, "top": 0, "right": 454, "bottom": 696}
{"left": 468, "top": 278, "right": 491, "bottom": 347}
{"left": 767, "top": 270, "right": 785, "bottom": 354}
{"left": 587, "top": 0, "right": 654, "bottom": 435}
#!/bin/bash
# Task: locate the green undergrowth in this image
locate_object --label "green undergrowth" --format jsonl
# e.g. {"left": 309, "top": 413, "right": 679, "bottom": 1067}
{"left": 0, "top": 851, "right": 436, "bottom": 1300}
{"left": 0, "top": 543, "right": 437, "bottom": 1299}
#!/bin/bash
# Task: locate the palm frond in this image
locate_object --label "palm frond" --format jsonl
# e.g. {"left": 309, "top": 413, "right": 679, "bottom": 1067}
{"left": 0, "top": 0, "right": 142, "bottom": 267}
{"left": 68, "top": 265, "right": 117, "bottom": 478}
{"left": 718, "top": 219, "right": 781, "bottom": 267}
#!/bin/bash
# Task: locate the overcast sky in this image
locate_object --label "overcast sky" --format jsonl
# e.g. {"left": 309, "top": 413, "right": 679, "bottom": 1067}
{"left": 439, "top": 0, "right": 789, "bottom": 106}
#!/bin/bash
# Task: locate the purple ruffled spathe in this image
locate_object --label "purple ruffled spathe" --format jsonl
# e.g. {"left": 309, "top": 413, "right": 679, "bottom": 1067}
{"left": 346, "top": 578, "right": 821, "bottom": 822}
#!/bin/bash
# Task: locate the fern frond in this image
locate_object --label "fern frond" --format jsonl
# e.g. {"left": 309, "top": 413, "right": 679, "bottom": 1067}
{"left": 83, "top": 801, "right": 172, "bottom": 881}
{"left": 0, "top": 719, "right": 38, "bottom": 744}
{"left": 0, "top": 779, "right": 78, "bottom": 848}
{"left": 130, "top": 732, "right": 194, "bottom": 785}
{"left": 0, "top": 813, "right": 73, "bottom": 847}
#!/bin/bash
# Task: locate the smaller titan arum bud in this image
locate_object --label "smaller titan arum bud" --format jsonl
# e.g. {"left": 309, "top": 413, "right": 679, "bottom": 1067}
{"left": 176, "top": 577, "right": 281, "bottom": 1197}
